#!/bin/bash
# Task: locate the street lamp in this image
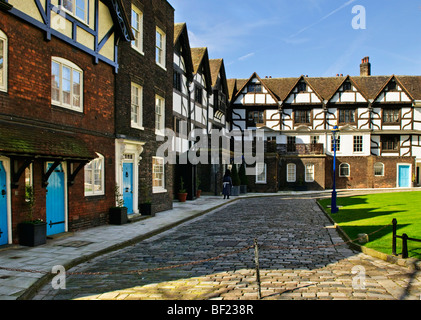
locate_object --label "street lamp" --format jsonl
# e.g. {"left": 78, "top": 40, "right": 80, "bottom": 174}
{"left": 331, "top": 125, "right": 340, "bottom": 214}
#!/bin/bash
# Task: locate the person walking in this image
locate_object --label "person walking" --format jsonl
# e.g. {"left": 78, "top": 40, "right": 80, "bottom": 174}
{"left": 222, "top": 169, "right": 232, "bottom": 199}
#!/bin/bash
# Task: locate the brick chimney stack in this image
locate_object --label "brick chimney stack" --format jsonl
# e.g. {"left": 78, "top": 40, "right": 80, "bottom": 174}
{"left": 360, "top": 56, "right": 371, "bottom": 76}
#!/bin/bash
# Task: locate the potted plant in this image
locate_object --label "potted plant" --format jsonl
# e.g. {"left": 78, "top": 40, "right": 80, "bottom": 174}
{"left": 231, "top": 164, "right": 240, "bottom": 196}
{"left": 178, "top": 176, "right": 188, "bottom": 202}
{"left": 140, "top": 183, "right": 153, "bottom": 216}
{"left": 18, "top": 185, "right": 47, "bottom": 247}
{"left": 196, "top": 173, "right": 202, "bottom": 198}
{"left": 109, "top": 185, "right": 128, "bottom": 225}
{"left": 239, "top": 163, "right": 248, "bottom": 194}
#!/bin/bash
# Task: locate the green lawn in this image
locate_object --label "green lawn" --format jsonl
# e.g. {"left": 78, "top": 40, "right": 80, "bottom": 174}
{"left": 318, "top": 191, "right": 421, "bottom": 259}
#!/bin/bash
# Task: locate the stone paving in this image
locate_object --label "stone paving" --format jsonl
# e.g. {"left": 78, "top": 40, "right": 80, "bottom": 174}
{"left": 32, "top": 196, "right": 421, "bottom": 300}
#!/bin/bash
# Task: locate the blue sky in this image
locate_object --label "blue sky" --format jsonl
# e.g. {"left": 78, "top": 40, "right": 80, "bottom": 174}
{"left": 169, "top": 0, "right": 421, "bottom": 79}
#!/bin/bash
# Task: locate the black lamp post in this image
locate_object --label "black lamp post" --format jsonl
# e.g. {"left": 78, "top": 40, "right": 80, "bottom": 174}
{"left": 331, "top": 125, "right": 340, "bottom": 214}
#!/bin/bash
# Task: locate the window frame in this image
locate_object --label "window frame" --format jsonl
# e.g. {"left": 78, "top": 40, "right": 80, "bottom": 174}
{"left": 382, "top": 108, "right": 400, "bottom": 124}
{"left": 84, "top": 153, "right": 105, "bottom": 197}
{"left": 155, "top": 94, "right": 165, "bottom": 136}
{"left": 305, "top": 164, "right": 315, "bottom": 182}
{"left": 286, "top": 163, "right": 296, "bottom": 182}
{"left": 155, "top": 27, "right": 166, "bottom": 69}
{"left": 331, "top": 135, "right": 341, "bottom": 152}
{"left": 152, "top": 156, "right": 166, "bottom": 193}
{"left": 374, "top": 162, "right": 384, "bottom": 177}
{"left": 131, "top": 5, "right": 144, "bottom": 54}
{"left": 247, "top": 83, "right": 262, "bottom": 93}
{"left": 294, "top": 109, "right": 311, "bottom": 124}
{"left": 256, "top": 163, "right": 267, "bottom": 184}
{"left": 51, "top": 57, "right": 83, "bottom": 112}
{"left": 353, "top": 135, "right": 363, "bottom": 153}
{"left": 62, "top": 0, "right": 88, "bottom": 24}
{"left": 381, "top": 135, "right": 400, "bottom": 152}
{"left": 0, "top": 29, "right": 7, "bottom": 93}
{"left": 339, "top": 163, "right": 350, "bottom": 177}
{"left": 339, "top": 109, "right": 356, "bottom": 124}
{"left": 131, "top": 82, "right": 143, "bottom": 129}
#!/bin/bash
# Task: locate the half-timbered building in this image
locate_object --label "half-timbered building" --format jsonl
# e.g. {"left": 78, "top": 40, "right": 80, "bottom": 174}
{"left": 0, "top": 0, "right": 132, "bottom": 245}
{"left": 229, "top": 57, "right": 421, "bottom": 192}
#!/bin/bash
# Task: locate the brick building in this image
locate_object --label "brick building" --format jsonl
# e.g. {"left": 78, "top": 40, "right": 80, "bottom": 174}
{"left": 115, "top": 0, "right": 174, "bottom": 216}
{"left": 0, "top": 0, "right": 132, "bottom": 245}
{"left": 229, "top": 58, "right": 421, "bottom": 192}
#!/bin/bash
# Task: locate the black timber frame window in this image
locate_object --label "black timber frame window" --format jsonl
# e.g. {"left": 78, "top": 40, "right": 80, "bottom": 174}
{"left": 381, "top": 135, "right": 400, "bottom": 152}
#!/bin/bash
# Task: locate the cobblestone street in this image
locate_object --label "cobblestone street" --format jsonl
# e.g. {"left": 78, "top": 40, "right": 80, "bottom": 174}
{"left": 33, "top": 196, "right": 421, "bottom": 300}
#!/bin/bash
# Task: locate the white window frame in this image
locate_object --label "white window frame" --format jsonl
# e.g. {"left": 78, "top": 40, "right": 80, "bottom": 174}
{"left": 256, "top": 163, "right": 267, "bottom": 184}
{"left": 131, "top": 5, "right": 144, "bottom": 54}
{"left": 51, "top": 57, "right": 83, "bottom": 112}
{"left": 287, "top": 163, "right": 296, "bottom": 182}
{"left": 339, "top": 163, "right": 350, "bottom": 177}
{"left": 61, "top": 0, "right": 88, "bottom": 24}
{"left": 374, "top": 162, "right": 384, "bottom": 177}
{"left": 131, "top": 83, "right": 143, "bottom": 129}
{"left": 152, "top": 156, "right": 166, "bottom": 193}
{"left": 155, "top": 94, "right": 165, "bottom": 135}
{"left": 0, "top": 29, "right": 7, "bottom": 93}
{"left": 305, "top": 164, "right": 315, "bottom": 182}
{"left": 155, "top": 27, "right": 166, "bottom": 69}
{"left": 84, "top": 153, "right": 105, "bottom": 196}
{"left": 353, "top": 135, "right": 363, "bottom": 153}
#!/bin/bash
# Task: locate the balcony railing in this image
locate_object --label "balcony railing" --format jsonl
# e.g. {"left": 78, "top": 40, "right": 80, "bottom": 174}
{"left": 265, "top": 141, "right": 324, "bottom": 155}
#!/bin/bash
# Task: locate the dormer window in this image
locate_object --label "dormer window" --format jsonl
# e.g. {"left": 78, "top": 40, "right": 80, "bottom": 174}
{"left": 247, "top": 83, "right": 262, "bottom": 93}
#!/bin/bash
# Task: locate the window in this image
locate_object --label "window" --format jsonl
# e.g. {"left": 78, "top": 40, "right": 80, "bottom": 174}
{"left": 339, "top": 109, "right": 355, "bottom": 124}
{"left": 173, "top": 71, "right": 182, "bottom": 92}
{"left": 152, "top": 157, "right": 165, "bottom": 192}
{"left": 353, "top": 136, "right": 363, "bottom": 152}
{"left": 63, "top": 0, "right": 88, "bottom": 22}
{"left": 339, "top": 163, "right": 350, "bottom": 177}
{"left": 287, "top": 136, "right": 296, "bottom": 152}
{"left": 194, "top": 86, "right": 203, "bottom": 104}
{"left": 383, "top": 109, "right": 400, "bottom": 123}
{"left": 287, "top": 163, "right": 296, "bottom": 182}
{"left": 305, "top": 164, "right": 314, "bottom": 182}
{"left": 381, "top": 135, "right": 399, "bottom": 151}
{"left": 131, "top": 83, "right": 143, "bottom": 128}
{"left": 331, "top": 135, "right": 341, "bottom": 152}
{"left": 155, "top": 95, "right": 165, "bottom": 135}
{"left": 295, "top": 110, "right": 311, "bottom": 124}
{"left": 247, "top": 83, "right": 262, "bottom": 93}
{"left": 24, "top": 164, "right": 33, "bottom": 202}
{"left": 311, "top": 136, "right": 319, "bottom": 144}
{"left": 256, "top": 163, "right": 266, "bottom": 184}
{"left": 297, "top": 81, "right": 307, "bottom": 92}
{"left": 0, "top": 29, "right": 7, "bottom": 92}
{"left": 84, "top": 153, "right": 105, "bottom": 196}
{"left": 51, "top": 57, "right": 83, "bottom": 112}
{"left": 248, "top": 111, "right": 264, "bottom": 125}
{"left": 343, "top": 81, "right": 352, "bottom": 91}
{"left": 131, "top": 5, "right": 143, "bottom": 53}
{"left": 374, "top": 162, "right": 384, "bottom": 176}
{"left": 387, "top": 80, "right": 397, "bottom": 91}
{"left": 156, "top": 27, "right": 166, "bottom": 68}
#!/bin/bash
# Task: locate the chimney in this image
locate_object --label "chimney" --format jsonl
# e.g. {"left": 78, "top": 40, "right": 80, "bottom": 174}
{"left": 360, "top": 56, "right": 371, "bottom": 76}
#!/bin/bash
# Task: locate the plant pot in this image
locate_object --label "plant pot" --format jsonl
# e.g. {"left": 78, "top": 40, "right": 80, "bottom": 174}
{"left": 178, "top": 192, "right": 188, "bottom": 202}
{"left": 140, "top": 203, "right": 153, "bottom": 216}
{"left": 231, "top": 186, "right": 240, "bottom": 196}
{"left": 109, "top": 207, "right": 128, "bottom": 225}
{"left": 18, "top": 222, "right": 47, "bottom": 247}
{"left": 196, "top": 189, "right": 202, "bottom": 198}
{"left": 240, "top": 185, "right": 247, "bottom": 194}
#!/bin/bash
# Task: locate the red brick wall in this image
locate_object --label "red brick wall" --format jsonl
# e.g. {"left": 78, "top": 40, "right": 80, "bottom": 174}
{"left": 1, "top": 12, "right": 117, "bottom": 241}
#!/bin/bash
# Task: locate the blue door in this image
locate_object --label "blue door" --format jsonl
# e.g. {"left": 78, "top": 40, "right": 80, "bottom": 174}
{"left": 123, "top": 163, "right": 133, "bottom": 214}
{"left": 398, "top": 165, "right": 411, "bottom": 188}
{"left": 0, "top": 161, "right": 8, "bottom": 246}
{"left": 46, "top": 163, "right": 65, "bottom": 236}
